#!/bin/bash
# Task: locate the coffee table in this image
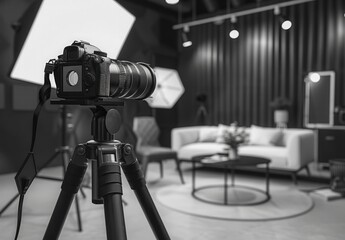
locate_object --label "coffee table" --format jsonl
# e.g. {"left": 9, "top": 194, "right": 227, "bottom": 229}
{"left": 191, "top": 153, "right": 271, "bottom": 206}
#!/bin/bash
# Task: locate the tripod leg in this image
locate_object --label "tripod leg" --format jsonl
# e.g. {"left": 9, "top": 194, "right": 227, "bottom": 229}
{"left": 74, "top": 194, "right": 82, "bottom": 232}
{"left": 43, "top": 145, "right": 88, "bottom": 240}
{"left": 79, "top": 184, "right": 87, "bottom": 198}
{"left": 121, "top": 144, "right": 170, "bottom": 240}
{"left": 62, "top": 148, "right": 83, "bottom": 231}
{"left": 96, "top": 146, "right": 127, "bottom": 240}
{"left": 103, "top": 194, "right": 126, "bottom": 239}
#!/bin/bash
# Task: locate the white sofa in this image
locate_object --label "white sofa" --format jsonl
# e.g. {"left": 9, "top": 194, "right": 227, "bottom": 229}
{"left": 171, "top": 125, "right": 315, "bottom": 182}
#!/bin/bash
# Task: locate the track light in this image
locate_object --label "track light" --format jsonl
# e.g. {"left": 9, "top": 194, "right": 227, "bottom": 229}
{"left": 229, "top": 17, "right": 239, "bottom": 39}
{"left": 182, "top": 26, "right": 192, "bottom": 47}
{"left": 229, "top": 29, "right": 239, "bottom": 39}
{"left": 274, "top": 6, "right": 292, "bottom": 30}
{"left": 182, "top": 32, "right": 192, "bottom": 47}
{"left": 281, "top": 19, "right": 292, "bottom": 30}
{"left": 166, "top": 0, "right": 179, "bottom": 5}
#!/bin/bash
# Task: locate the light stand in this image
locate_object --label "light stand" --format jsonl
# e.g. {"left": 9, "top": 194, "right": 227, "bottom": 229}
{"left": 0, "top": 105, "right": 85, "bottom": 232}
{"left": 194, "top": 94, "right": 208, "bottom": 125}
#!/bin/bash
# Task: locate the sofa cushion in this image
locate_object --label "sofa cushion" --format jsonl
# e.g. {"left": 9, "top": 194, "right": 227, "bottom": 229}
{"left": 198, "top": 126, "right": 219, "bottom": 142}
{"left": 178, "top": 142, "right": 229, "bottom": 160}
{"left": 239, "top": 145, "right": 287, "bottom": 168}
{"left": 249, "top": 125, "right": 283, "bottom": 146}
{"left": 178, "top": 143, "right": 288, "bottom": 169}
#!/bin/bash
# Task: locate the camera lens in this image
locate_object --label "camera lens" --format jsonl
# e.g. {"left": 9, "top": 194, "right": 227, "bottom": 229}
{"left": 67, "top": 70, "right": 79, "bottom": 86}
{"left": 109, "top": 61, "right": 156, "bottom": 100}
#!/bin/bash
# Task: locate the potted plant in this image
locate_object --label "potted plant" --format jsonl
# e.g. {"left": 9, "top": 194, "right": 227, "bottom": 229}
{"left": 270, "top": 97, "right": 292, "bottom": 128}
{"left": 223, "top": 122, "right": 247, "bottom": 159}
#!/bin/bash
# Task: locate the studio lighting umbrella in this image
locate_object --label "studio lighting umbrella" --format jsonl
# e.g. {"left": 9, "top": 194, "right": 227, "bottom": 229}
{"left": 147, "top": 67, "right": 185, "bottom": 109}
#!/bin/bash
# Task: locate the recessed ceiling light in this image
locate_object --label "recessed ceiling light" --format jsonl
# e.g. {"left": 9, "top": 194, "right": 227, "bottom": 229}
{"left": 166, "top": 0, "right": 179, "bottom": 5}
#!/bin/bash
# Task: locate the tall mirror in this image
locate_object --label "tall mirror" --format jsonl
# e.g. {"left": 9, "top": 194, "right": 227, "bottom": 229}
{"left": 304, "top": 71, "right": 335, "bottom": 128}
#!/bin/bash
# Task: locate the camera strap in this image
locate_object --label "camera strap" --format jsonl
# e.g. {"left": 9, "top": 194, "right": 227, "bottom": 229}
{"left": 13, "top": 60, "right": 54, "bottom": 240}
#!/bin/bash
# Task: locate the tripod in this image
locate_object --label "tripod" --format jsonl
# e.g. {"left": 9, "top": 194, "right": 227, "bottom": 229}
{"left": 0, "top": 106, "right": 84, "bottom": 231}
{"left": 43, "top": 105, "right": 170, "bottom": 240}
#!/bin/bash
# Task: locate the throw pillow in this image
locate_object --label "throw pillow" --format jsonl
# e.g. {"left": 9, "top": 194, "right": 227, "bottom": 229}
{"left": 215, "top": 124, "right": 230, "bottom": 143}
{"left": 249, "top": 125, "right": 283, "bottom": 146}
{"left": 270, "top": 131, "right": 284, "bottom": 146}
{"left": 198, "top": 127, "right": 218, "bottom": 142}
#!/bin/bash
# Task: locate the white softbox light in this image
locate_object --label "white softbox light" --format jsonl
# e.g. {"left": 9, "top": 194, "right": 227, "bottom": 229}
{"left": 146, "top": 67, "right": 184, "bottom": 109}
{"left": 10, "top": 0, "right": 135, "bottom": 88}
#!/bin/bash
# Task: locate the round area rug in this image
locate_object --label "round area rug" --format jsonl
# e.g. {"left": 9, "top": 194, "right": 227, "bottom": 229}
{"left": 156, "top": 183, "right": 314, "bottom": 221}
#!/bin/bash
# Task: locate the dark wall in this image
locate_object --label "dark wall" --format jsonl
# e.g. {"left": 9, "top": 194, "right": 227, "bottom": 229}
{"left": 177, "top": 0, "right": 345, "bottom": 128}
{"left": 117, "top": 0, "right": 179, "bottom": 147}
{"left": 0, "top": 0, "right": 62, "bottom": 174}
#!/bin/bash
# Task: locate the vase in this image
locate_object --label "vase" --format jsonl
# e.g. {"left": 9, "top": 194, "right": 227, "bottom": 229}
{"left": 274, "top": 110, "right": 289, "bottom": 128}
{"left": 228, "top": 147, "right": 239, "bottom": 160}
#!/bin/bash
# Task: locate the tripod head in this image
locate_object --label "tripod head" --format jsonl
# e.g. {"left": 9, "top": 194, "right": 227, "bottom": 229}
{"left": 90, "top": 105, "right": 122, "bottom": 142}
{"left": 50, "top": 98, "right": 124, "bottom": 143}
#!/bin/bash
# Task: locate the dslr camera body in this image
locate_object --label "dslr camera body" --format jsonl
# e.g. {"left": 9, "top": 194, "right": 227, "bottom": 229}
{"left": 54, "top": 41, "right": 156, "bottom": 101}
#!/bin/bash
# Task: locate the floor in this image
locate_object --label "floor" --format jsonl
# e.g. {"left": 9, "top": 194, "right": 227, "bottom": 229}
{"left": 0, "top": 161, "right": 344, "bottom": 240}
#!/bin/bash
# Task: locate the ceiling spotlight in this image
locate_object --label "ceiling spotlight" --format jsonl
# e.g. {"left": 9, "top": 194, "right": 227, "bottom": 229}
{"left": 274, "top": 6, "right": 292, "bottom": 31}
{"left": 166, "top": 0, "right": 179, "bottom": 5}
{"left": 182, "top": 26, "right": 192, "bottom": 47}
{"left": 229, "top": 17, "right": 239, "bottom": 39}
{"left": 182, "top": 33, "right": 192, "bottom": 47}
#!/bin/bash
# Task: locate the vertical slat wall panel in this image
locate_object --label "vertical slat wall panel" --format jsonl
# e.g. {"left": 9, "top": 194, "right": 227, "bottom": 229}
{"left": 336, "top": 0, "right": 345, "bottom": 106}
{"left": 238, "top": 18, "right": 245, "bottom": 125}
{"left": 244, "top": 16, "right": 253, "bottom": 126}
{"left": 230, "top": 20, "right": 239, "bottom": 123}
{"left": 267, "top": 12, "right": 274, "bottom": 126}
{"left": 296, "top": 3, "right": 306, "bottom": 127}
{"left": 177, "top": 0, "right": 345, "bottom": 127}
{"left": 288, "top": 7, "right": 295, "bottom": 125}
{"left": 316, "top": 0, "right": 325, "bottom": 69}
{"left": 325, "top": 1, "right": 334, "bottom": 70}
{"left": 224, "top": 21, "right": 231, "bottom": 123}
{"left": 252, "top": 13, "right": 259, "bottom": 124}
{"left": 259, "top": 12, "right": 268, "bottom": 124}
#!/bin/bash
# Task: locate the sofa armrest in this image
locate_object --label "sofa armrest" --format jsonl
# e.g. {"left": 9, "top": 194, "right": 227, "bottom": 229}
{"left": 286, "top": 130, "right": 315, "bottom": 169}
{"left": 171, "top": 126, "right": 203, "bottom": 151}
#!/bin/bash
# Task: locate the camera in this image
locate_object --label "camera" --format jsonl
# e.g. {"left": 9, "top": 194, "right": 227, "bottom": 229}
{"left": 53, "top": 41, "right": 156, "bottom": 100}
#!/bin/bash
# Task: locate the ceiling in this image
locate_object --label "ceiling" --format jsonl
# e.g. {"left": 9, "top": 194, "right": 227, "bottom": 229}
{"left": 125, "top": 0, "right": 289, "bottom": 19}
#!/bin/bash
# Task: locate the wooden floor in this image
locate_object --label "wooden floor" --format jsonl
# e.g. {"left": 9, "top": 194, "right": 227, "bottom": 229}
{"left": 0, "top": 161, "right": 344, "bottom": 240}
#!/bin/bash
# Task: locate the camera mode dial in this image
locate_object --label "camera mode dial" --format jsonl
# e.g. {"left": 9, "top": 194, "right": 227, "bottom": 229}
{"left": 94, "top": 51, "right": 107, "bottom": 57}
